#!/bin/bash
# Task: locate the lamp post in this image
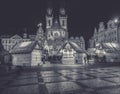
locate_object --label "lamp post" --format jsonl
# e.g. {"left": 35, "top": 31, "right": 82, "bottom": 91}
{"left": 114, "top": 17, "right": 120, "bottom": 43}
{"left": 113, "top": 17, "right": 120, "bottom": 57}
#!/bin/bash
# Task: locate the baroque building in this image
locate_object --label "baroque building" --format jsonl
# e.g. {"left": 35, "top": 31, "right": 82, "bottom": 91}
{"left": 88, "top": 19, "right": 120, "bottom": 63}
{"left": 89, "top": 20, "right": 120, "bottom": 48}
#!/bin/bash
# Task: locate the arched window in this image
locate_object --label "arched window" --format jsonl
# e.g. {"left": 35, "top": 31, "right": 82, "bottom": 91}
{"left": 62, "top": 20, "right": 65, "bottom": 26}
{"left": 48, "top": 20, "right": 51, "bottom": 26}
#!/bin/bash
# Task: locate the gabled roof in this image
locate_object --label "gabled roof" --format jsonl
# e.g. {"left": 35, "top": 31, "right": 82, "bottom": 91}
{"left": 51, "top": 20, "right": 61, "bottom": 29}
{"left": 1, "top": 34, "right": 22, "bottom": 39}
{"left": 10, "top": 41, "right": 42, "bottom": 54}
{"left": 10, "top": 34, "right": 22, "bottom": 39}
{"left": 58, "top": 41, "right": 88, "bottom": 54}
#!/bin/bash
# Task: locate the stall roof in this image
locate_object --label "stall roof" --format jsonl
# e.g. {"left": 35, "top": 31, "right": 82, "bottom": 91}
{"left": 10, "top": 41, "right": 42, "bottom": 54}
{"left": 58, "top": 41, "right": 88, "bottom": 54}
{"left": 96, "top": 43, "right": 120, "bottom": 51}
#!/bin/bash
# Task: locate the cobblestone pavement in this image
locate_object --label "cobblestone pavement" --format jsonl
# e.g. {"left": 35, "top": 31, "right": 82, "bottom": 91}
{"left": 1, "top": 66, "right": 120, "bottom": 94}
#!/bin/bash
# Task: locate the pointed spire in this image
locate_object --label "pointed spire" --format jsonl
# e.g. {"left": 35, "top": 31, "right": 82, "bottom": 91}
{"left": 37, "top": 23, "right": 42, "bottom": 27}
{"left": 94, "top": 28, "right": 97, "bottom": 34}
{"left": 54, "top": 19, "right": 58, "bottom": 24}
{"left": 98, "top": 22, "right": 105, "bottom": 32}
{"left": 53, "top": 19, "right": 60, "bottom": 27}
{"left": 59, "top": 0, "right": 66, "bottom": 15}
{"left": 60, "top": 8, "right": 66, "bottom": 16}
{"left": 47, "top": 8, "right": 53, "bottom": 16}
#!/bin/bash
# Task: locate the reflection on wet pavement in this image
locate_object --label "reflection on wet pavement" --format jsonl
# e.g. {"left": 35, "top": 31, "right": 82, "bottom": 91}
{"left": 1, "top": 66, "right": 120, "bottom": 94}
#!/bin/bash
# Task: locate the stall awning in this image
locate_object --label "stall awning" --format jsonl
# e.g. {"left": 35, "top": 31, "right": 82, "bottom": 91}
{"left": 96, "top": 43, "right": 120, "bottom": 52}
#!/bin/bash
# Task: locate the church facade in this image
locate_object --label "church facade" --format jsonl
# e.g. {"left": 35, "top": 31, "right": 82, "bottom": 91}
{"left": 44, "top": 7, "right": 85, "bottom": 56}
{"left": 44, "top": 8, "right": 69, "bottom": 56}
{"left": 46, "top": 8, "right": 68, "bottom": 41}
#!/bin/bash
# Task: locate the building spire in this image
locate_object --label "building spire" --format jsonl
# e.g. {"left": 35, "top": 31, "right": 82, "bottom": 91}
{"left": 46, "top": 7, "right": 53, "bottom": 29}
{"left": 94, "top": 28, "right": 97, "bottom": 34}
{"left": 47, "top": 8, "right": 53, "bottom": 16}
{"left": 37, "top": 23, "right": 42, "bottom": 27}
{"left": 60, "top": 8, "right": 66, "bottom": 16}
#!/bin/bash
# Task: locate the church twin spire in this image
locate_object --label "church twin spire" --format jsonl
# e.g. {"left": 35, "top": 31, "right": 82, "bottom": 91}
{"left": 46, "top": 7, "right": 66, "bottom": 16}
{"left": 46, "top": 7, "right": 67, "bottom": 30}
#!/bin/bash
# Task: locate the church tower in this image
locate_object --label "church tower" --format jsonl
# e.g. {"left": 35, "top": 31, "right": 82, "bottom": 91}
{"left": 46, "top": 8, "right": 53, "bottom": 29}
{"left": 59, "top": 8, "right": 67, "bottom": 30}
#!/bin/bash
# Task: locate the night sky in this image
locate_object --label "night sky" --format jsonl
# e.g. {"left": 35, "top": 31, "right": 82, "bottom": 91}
{"left": 0, "top": 0, "right": 120, "bottom": 43}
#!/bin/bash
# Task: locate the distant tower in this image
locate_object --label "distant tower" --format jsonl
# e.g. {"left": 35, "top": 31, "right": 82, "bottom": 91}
{"left": 80, "top": 36, "right": 85, "bottom": 50}
{"left": 94, "top": 28, "right": 97, "bottom": 34}
{"left": 59, "top": 8, "right": 67, "bottom": 30}
{"left": 98, "top": 22, "right": 105, "bottom": 32}
{"left": 46, "top": 8, "right": 53, "bottom": 29}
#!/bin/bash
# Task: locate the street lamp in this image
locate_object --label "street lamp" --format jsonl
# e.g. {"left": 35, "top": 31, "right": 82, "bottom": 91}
{"left": 114, "top": 18, "right": 119, "bottom": 23}
{"left": 113, "top": 17, "right": 120, "bottom": 43}
{"left": 112, "top": 17, "right": 120, "bottom": 55}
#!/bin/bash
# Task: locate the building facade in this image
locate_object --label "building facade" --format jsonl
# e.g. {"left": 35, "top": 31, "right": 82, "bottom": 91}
{"left": 0, "top": 33, "right": 31, "bottom": 52}
{"left": 88, "top": 19, "right": 120, "bottom": 63}
{"left": 89, "top": 20, "right": 120, "bottom": 48}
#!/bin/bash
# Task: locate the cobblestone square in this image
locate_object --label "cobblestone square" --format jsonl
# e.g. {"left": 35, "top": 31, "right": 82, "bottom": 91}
{"left": 1, "top": 66, "right": 120, "bottom": 94}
